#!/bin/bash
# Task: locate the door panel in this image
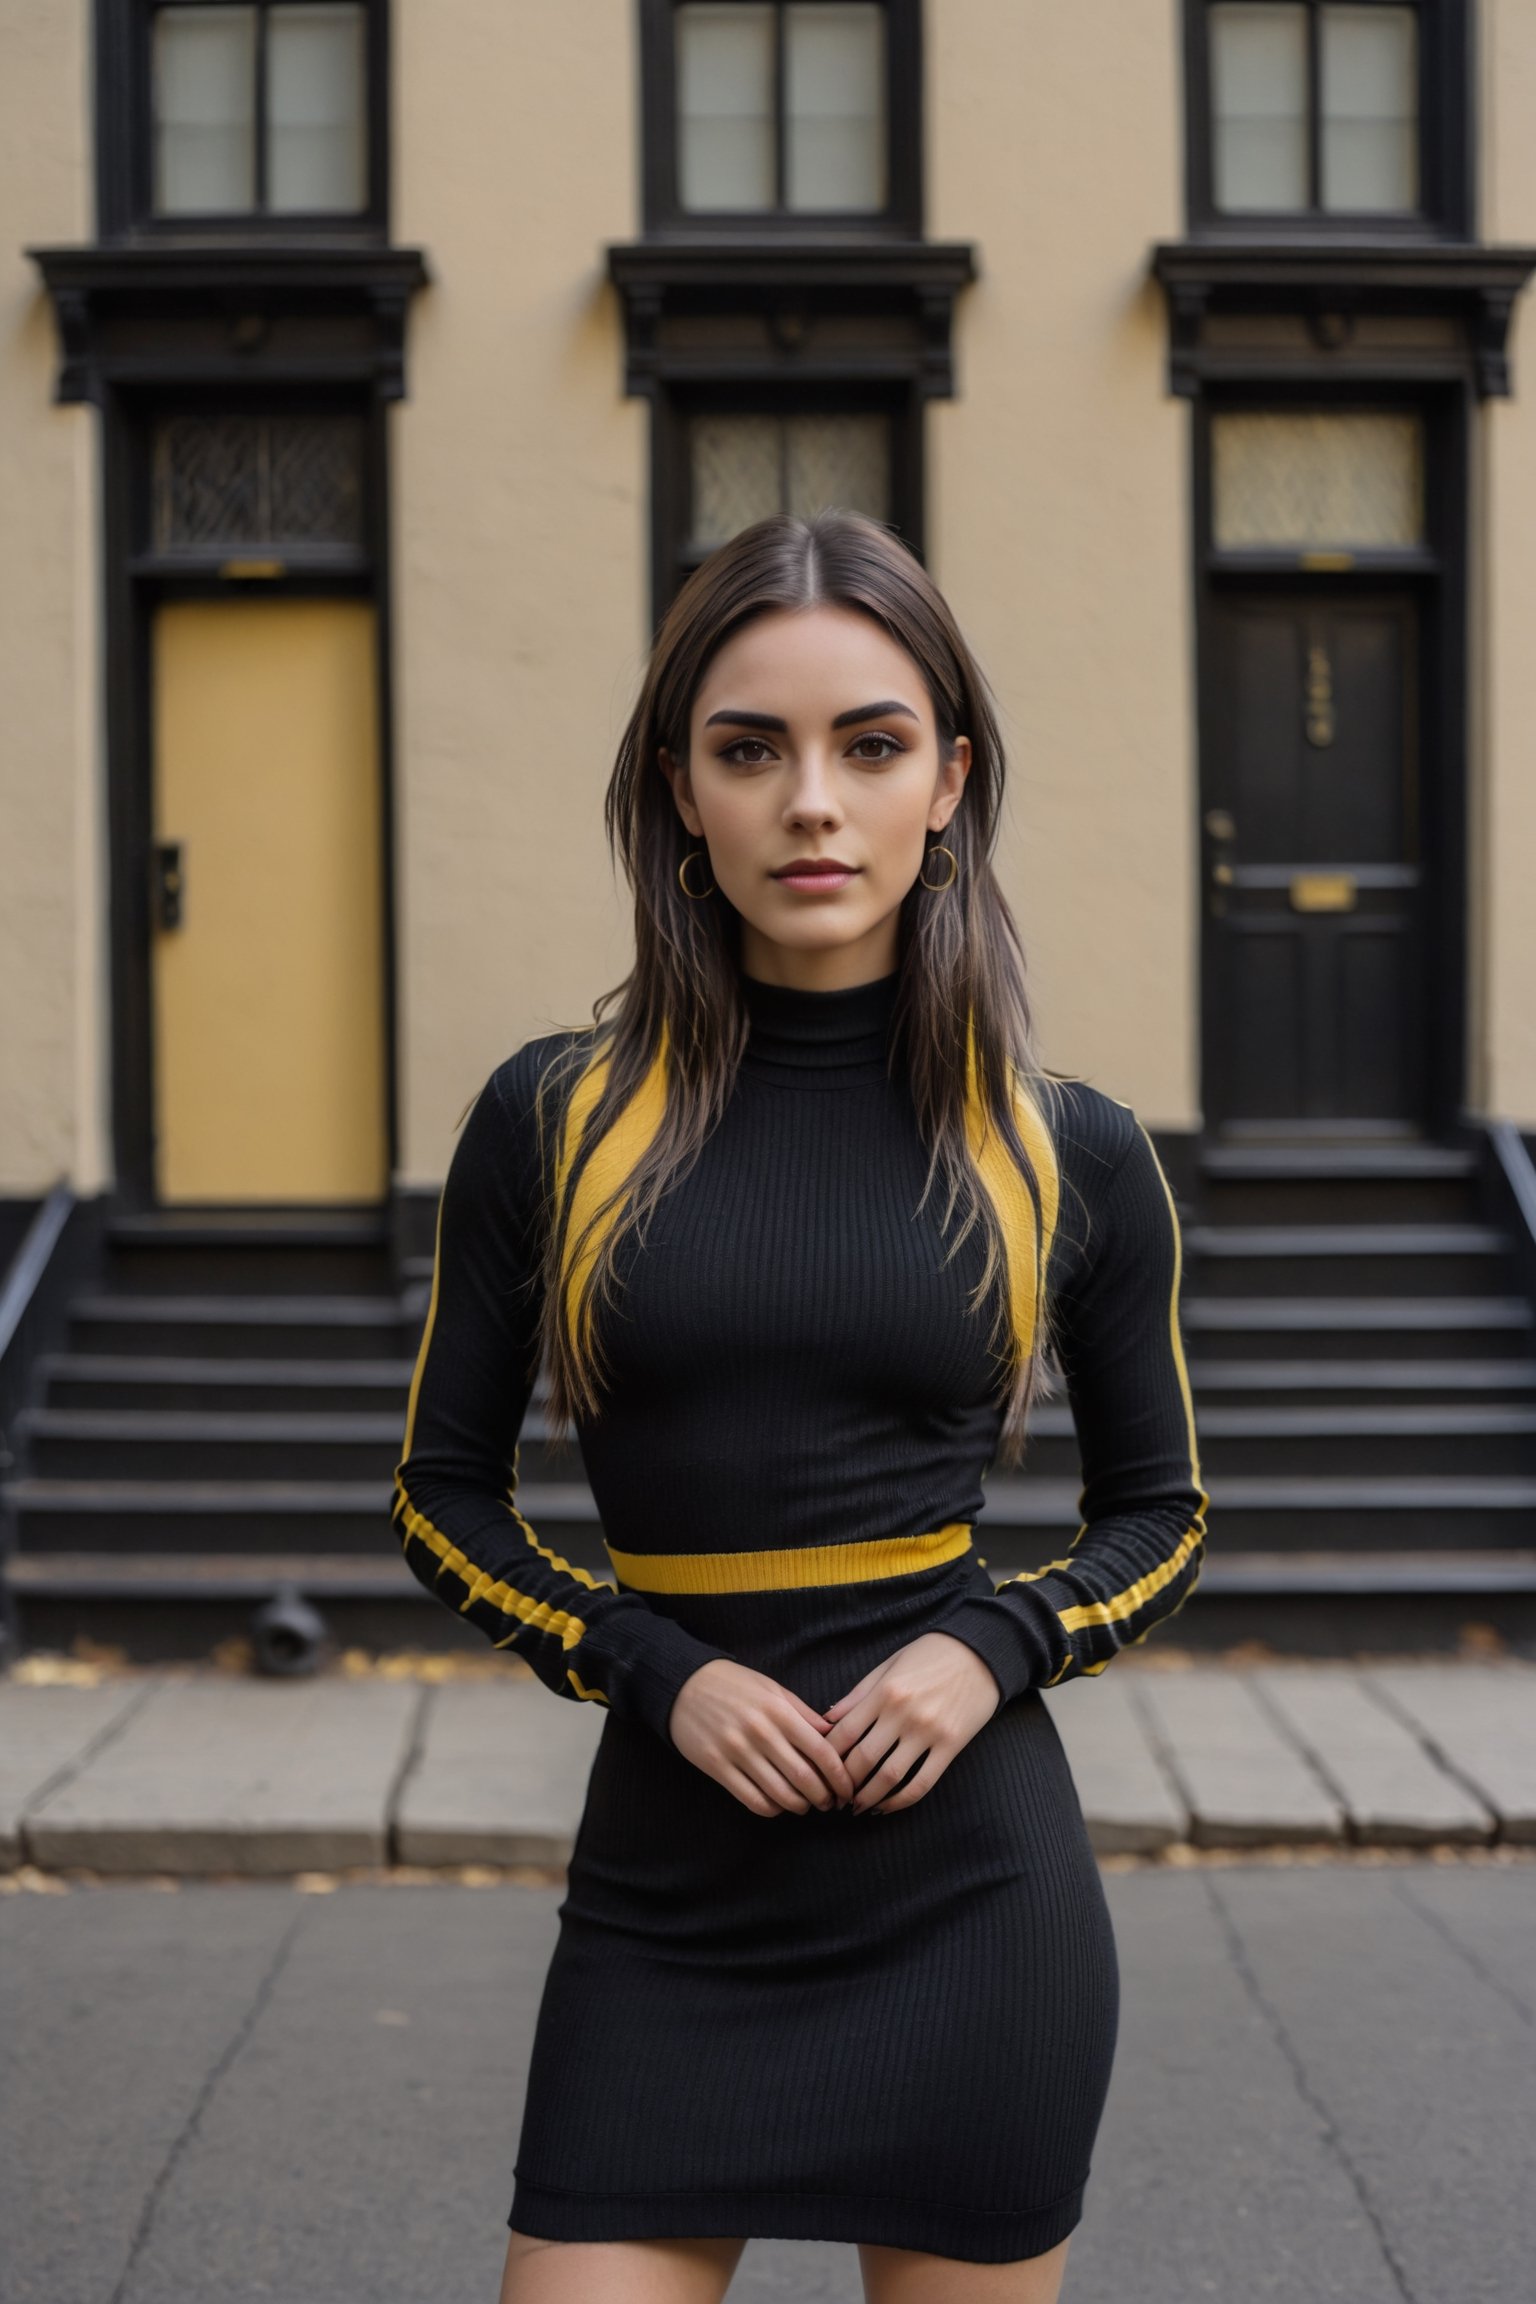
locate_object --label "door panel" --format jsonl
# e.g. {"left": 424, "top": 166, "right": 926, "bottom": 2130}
{"left": 151, "top": 598, "right": 387, "bottom": 1203}
{"left": 1203, "top": 591, "right": 1423, "bottom": 1131}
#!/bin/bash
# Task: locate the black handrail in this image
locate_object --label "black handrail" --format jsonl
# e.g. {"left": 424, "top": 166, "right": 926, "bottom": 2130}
{"left": 1484, "top": 1120, "right": 1536, "bottom": 1310}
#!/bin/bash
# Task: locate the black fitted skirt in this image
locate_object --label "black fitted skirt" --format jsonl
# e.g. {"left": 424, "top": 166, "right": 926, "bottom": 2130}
{"left": 507, "top": 1567, "right": 1120, "bottom": 2264}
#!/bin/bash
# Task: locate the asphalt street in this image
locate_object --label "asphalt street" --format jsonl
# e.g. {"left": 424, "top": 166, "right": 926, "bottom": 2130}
{"left": 4, "top": 1860, "right": 1534, "bottom": 2304}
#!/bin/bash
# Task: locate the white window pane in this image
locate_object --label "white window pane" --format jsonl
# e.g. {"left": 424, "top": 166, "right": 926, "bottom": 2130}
{"left": 786, "top": 4, "right": 885, "bottom": 212}
{"left": 1212, "top": 412, "right": 1424, "bottom": 550}
{"left": 785, "top": 412, "right": 889, "bottom": 523}
{"left": 1210, "top": 4, "right": 1309, "bottom": 212}
{"left": 678, "top": 5, "right": 775, "bottom": 211}
{"left": 1321, "top": 6, "right": 1417, "bottom": 211}
{"left": 692, "top": 415, "right": 784, "bottom": 546}
{"left": 268, "top": 4, "right": 367, "bottom": 212}
{"left": 153, "top": 6, "right": 256, "bottom": 214}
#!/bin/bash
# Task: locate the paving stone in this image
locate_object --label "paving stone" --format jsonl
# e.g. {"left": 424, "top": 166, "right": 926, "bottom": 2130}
{"left": 393, "top": 1680, "right": 605, "bottom": 1865}
{"left": 1044, "top": 1672, "right": 1188, "bottom": 1851}
{"left": 1255, "top": 1667, "right": 1494, "bottom": 1845}
{"left": 23, "top": 1676, "right": 421, "bottom": 1874}
{"left": 1364, "top": 1663, "right": 1536, "bottom": 1842}
{"left": 0, "top": 1678, "right": 153, "bottom": 1868}
{"left": 1132, "top": 1670, "right": 1344, "bottom": 1846}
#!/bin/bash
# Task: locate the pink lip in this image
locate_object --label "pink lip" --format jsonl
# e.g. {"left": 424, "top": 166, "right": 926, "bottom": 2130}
{"left": 772, "top": 861, "right": 860, "bottom": 891}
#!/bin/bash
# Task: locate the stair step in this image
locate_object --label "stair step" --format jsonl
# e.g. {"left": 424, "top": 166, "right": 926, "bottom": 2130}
{"left": 1199, "top": 1145, "right": 1477, "bottom": 1178}
{"left": 1181, "top": 1296, "right": 1535, "bottom": 1357}
{"left": 39, "top": 1353, "right": 418, "bottom": 1413}
{"left": 11, "top": 1546, "right": 1533, "bottom": 1606}
{"left": 1184, "top": 1223, "right": 1512, "bottom": 1297}
{"left": 69, "top": 1294, "right": 414, "bottom": 1359}
{"left": 1187, "top": 1223, "right": 1506, "bottom": 1255}
{"left": 1188, "top": 1358, "right": 1536, "bottom": 1393}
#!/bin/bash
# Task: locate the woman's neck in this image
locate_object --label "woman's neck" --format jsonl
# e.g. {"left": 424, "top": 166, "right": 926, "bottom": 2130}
{"left": 737, "top": 915, "right": 900, "bottom": 992}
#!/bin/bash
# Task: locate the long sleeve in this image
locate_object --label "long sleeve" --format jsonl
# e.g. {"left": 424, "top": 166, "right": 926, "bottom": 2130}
{"left": 391, "top": 1045, "right": 734, "bottom": 1741}
{"left": 934, "top": 1115, "right": 1209, "bottom": 1704}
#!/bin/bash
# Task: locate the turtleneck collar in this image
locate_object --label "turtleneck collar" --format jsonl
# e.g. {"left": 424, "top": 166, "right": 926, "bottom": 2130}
{"left": 739, "top": 968, "right": 900, "bottom": 1079}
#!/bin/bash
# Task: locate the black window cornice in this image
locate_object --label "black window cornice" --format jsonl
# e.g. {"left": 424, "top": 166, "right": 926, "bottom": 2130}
{"left": 1151, "top": 238, "right": 1536, "bottom": 398}
{"left": 27, "top": 241, "right": 431, "bottom": 405}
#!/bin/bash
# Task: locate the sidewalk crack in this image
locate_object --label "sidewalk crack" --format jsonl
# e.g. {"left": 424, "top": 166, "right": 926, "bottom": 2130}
{"left": 1389, "top": 1875, "right": 1535, "bottom": 2030}
{"left": 109, "top": 1901, "right": 308, "bottom": 2304}
{"left": 1203, "top": 1874, "right": 1420, "bottom": 2304}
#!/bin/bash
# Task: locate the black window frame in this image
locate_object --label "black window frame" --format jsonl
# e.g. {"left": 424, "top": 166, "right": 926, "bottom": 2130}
{"left": 1183, "top": 0, "right": 1473, "bottom": 241}
{"left": 640, "top": 0, "right": 922, "bottom": 239}
{"left": 95, "top": 0, "right": 390, "bottom": 240}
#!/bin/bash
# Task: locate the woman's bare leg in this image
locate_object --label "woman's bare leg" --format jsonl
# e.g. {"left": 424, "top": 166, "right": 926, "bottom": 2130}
{"left": 500, "top": 2228, "right": 747, "bottom": 2303}
{"left": 858, "top": 2233, "right": 1072, "bottom": 2304}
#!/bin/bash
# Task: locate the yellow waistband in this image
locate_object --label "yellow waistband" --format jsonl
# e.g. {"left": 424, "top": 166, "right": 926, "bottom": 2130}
{"left": 605, "top": 1523, "right": 973, "bottom": 1598}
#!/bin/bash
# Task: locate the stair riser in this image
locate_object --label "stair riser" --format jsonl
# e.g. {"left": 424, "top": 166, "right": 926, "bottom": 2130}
{"left": 48, "top": 1375, "right": 415, "bottom": 1414}
{"left": 1018, "top": 1431, "right": 1536, "bottom": 1480}
{"left": 1198, "top": 1180, "right": 1478, "bottom": 1225}
{"left": 1192, "top": 1253, "right": 1509, "bottom": 1298}
{"left": 104, "top": 1245, "right": 394, "bottom": 1295}
{"left": 14, "top": 1583, "right": 1535, "bottom": 1663}
{"left": 23, "top": 1433, "right": 589, "bottom": 1482}
{"left": 8, "top": 1504, "right": 612, "bottom": 1559}
{"left": 1181, "top": 1323, "right": 1535, "bottom": 1361}
{"left": 69, "top": 1315, "right": 411, "bottom": 1360}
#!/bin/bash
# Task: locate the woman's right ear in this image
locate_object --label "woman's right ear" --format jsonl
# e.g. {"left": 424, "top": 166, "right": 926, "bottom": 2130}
{"left": 657, "top": 746, "right": 704, "bottom": 836}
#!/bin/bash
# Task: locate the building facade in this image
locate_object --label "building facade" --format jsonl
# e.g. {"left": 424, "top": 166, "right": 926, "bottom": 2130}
{"left": 6, "top": 5, "right": 1536, "bottom": 1661}
{"left": 8, "top": 0, "right": 1536, "bottom": 1217}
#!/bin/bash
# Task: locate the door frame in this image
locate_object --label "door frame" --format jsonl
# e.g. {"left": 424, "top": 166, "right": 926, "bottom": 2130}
{"left": 1192, "top": 378, "right": 1471, "bottom": 1140}
{"left": 100, "top": 383, "right": 401, "bottom": 1211}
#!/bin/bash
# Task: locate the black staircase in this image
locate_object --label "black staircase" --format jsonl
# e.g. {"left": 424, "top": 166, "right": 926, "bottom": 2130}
{"left": 3, "top": 1141, "right": 1536, "bottom": 1658}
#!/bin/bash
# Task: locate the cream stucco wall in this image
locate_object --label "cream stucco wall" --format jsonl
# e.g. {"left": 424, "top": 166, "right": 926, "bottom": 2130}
{"left": 928, "top": 0, "right": 1197, "bottom": 1127}
{"left": 392, "top": 0, "right": 647, "bottom": 1184}
{"left": 0, "top": 3, "right": 106, "bottom": 1195}
{"left": 1479, "top": 0, "right": 1536, "bottom": 1125}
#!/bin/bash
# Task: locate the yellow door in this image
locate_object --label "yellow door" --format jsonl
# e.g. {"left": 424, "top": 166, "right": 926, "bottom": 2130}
{"left": 151, "top": 598, "right": 387, "bottom": 1204}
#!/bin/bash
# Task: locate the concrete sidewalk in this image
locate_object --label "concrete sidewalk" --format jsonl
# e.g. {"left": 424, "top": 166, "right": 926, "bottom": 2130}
{"left": 5, "top": 1655, "right": 1535, "bottom": 1875}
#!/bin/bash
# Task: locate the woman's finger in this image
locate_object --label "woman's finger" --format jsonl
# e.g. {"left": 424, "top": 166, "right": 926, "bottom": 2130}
{"left": 743, "top": 1753, "right": 817, "bottom": 1815}
{"left": 844, "top": 1725, "right": 902, "bottom": 1795}
{"left": 781, "top": 1712, "right": 856, "bottom": 1803}
{"left": 721, "top": 1765, "right": 780, "bottom": 1818}
{"left": 823, "top": 1691, "right": 884, "bottom": 1763}
{"left": 852, "top": 1735, "right": 932, "bottom": 1813}
{"left": 870, "top": 1750, "right": 949, "bottom": 1814}
{"left": 823, "top": 1662, "right": 888, "bottom": 1723}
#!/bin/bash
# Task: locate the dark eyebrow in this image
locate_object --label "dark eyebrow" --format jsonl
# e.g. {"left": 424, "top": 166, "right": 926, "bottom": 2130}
{"left": 832, "top": 699, "right": 921, "bottom": 730}
{"left": 701, "top": 700, "right": 921, "bottom": 733}
{"left": 702, "top": 708, "right": 788, "bottom": 731}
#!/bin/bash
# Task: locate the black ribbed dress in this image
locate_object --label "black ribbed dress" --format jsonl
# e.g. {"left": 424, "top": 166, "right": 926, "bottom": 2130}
{"left": 393, "top": 968, "right": 1208, "bottom": 2264}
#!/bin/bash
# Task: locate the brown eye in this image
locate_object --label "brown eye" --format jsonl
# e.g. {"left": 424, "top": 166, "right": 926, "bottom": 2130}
{"left": 720, "top": 737, "right": 774, "bottom": 765}
{"left": 849, "top": 733, "right": 903, "bottom": 762}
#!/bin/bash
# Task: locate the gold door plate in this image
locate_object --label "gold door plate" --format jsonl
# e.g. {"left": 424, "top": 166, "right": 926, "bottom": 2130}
{"left": 1290, "top": 872, "right": 1357, "bottom": 912}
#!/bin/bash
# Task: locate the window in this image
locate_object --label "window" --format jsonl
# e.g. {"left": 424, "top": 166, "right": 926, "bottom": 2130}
{"left": 642, "top": 0, "right": 921, "bottom": 235}
{"left": 151, "top": 410, "right": 368, "bottom": 559}
{"left": 1187, "top": 1, "right": 1470, "bottom": 236}
{"left": 96, "top": 0, "right": 388, "bottom": 234}
{"left": 1210, "top": 409, "right": 1424, "bottom": 550}
{"left": 689, "top": 408, "right": 891, "bottom": 549}
{"left": 651, "top": 389, "right": 916, "bottom": 608}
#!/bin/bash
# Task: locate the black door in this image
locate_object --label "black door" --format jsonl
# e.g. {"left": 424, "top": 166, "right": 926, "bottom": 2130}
{"left": 1201, "top": 589, "right": 1425, "bottom": 1134}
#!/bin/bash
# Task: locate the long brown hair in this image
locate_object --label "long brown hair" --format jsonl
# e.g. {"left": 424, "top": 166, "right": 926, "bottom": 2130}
{"left": 534, "top": 509, "right": 1068, "bottom": 1467}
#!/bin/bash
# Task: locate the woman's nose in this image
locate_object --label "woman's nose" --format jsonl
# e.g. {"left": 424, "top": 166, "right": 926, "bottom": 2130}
{"left": 783, "top": 752, "right": 843, "bottom": 827}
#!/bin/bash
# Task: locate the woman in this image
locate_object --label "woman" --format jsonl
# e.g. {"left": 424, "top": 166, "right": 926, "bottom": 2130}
{"left": 393, "top": 509, "right": 1208, "bottom": 2304}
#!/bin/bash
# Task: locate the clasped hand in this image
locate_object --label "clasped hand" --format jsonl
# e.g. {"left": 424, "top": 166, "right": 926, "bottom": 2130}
{"left": 667, "top": 1634, "right": 1001, "bottom": 1819}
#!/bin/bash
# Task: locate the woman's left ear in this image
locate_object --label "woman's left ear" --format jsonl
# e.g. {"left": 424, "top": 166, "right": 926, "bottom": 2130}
{"left": 927, "top": 735, "right": 973, "bottom": 832}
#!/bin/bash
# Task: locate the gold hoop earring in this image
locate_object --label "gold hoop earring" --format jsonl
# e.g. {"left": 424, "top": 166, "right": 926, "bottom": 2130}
{"left": 678, "top": 848, "right": 716, "bottom": 900}
{"left": 918, "top": 844, "right": 958, "bottom": 893}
